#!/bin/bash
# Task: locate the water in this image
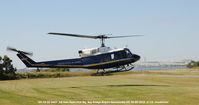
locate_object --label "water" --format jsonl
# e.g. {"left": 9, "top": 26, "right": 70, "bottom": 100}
{"left": 133, "top": 65, "right": 186, "bottom": 71}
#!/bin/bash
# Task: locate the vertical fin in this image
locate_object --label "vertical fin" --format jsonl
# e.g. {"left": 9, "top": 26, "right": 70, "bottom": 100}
{"left": 17, "top": 52, "right": 36, "bottom": 67}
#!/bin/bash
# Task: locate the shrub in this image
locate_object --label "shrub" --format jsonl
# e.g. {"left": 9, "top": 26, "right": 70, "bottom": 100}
{"left": 0, "top": 55, "right": 17, "bottom": 80}
{"left": 187, "top": 60, "right": 199, "bottom": 68}
{"left": 44, "top": 68, "right": 70, "bottom": 72}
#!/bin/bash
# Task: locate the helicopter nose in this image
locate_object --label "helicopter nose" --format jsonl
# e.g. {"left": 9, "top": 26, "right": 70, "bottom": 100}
{"left": 133, "top": 54, "right": 140, "bottom": 61}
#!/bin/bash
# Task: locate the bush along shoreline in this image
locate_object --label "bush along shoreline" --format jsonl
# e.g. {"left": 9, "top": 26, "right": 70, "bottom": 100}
{"left": 16, "top": 70, "right": 96, "bottom": 79}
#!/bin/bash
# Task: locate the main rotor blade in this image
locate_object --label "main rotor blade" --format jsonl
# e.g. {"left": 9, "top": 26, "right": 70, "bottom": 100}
{"left": 48, "top": 32, "right": 98, "bottom": 39}
{"left": 107, "top": 35, "right": 144, "bottom": 38}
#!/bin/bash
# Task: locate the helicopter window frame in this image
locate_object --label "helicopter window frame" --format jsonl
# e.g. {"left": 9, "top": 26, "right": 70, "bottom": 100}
{"left": 111, "top": 54, "right": 114, "bottom": 60}
{"left": 91, "top": 49, "right": 98, "bottom": 54}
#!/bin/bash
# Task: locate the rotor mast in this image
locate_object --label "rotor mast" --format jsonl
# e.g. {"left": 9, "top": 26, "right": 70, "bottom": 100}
{"left": 101, "top": 38, "right": 105, "bottom": 47}
{"left": 98, "top": 35, "right": 106, "bottom": 47}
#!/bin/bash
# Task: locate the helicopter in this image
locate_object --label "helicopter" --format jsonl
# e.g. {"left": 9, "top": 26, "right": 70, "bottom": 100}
{"left": 7, "top": 32, "right": 141, "bottom": 73}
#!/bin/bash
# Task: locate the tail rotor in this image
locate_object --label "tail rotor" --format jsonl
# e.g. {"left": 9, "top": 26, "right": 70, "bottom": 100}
{"left": 7, "top": 47, "right": 33, "bottom": 56}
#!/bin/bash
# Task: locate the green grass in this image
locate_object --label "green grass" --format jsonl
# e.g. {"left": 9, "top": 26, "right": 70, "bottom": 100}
{"left": 1, "top": 68, "right": 199, "bottom": 105}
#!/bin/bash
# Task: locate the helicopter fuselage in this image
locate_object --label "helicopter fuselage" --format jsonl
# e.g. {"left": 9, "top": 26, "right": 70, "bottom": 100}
{"left": 17, "top": 48, "right": 140, "bottom": 69}
{"left": 9, "top": 32, "right": 142, "bottom": 70}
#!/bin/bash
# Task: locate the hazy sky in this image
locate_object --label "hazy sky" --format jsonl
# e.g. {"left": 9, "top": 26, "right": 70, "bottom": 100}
{"left": 0, "top": 0, "right": 199, "bottom": 69}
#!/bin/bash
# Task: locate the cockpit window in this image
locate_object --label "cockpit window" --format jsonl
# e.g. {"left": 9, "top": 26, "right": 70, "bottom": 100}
{"left": 125, "top": 49, "right": 133, "bottom": 57}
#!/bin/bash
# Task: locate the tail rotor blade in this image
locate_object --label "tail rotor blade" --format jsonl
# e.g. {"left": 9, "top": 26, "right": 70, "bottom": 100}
{"left": 7, "top": 47, "right": 33, "bottom": 56}
{"left": 21, "top": 51, "right": 33, "bottom": 56}
{"left": 7, "top": 47, "right": 18, "bottom": 52}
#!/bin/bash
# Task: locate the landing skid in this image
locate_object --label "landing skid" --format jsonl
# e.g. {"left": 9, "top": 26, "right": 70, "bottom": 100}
{"left": 114, "top": 63, "right": 135, "bottom": 71}
{"left": 94, "top": 63, "right": 135, "bottom": 76}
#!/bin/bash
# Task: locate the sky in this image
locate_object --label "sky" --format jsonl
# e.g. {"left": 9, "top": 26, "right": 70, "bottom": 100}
{"left": 0, "top": 0, "right": 199, "bottom": 69}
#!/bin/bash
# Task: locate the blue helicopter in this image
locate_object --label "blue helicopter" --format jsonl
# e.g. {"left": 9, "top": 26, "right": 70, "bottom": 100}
{"left": 7, "top": 32, "right": 141, "bottom": 73}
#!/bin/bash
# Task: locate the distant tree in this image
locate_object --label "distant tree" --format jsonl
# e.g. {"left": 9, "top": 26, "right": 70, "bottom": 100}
{"left": 197, "top": 61, "right": 199, "bottom": 67}
{"left": 0, "top": 55, "right": 16, "bottom": 80}
{"left": 36, "top": 68, "right": 41, "bottom": 72}
{"left": 187, "top": 60, "right": 199, "bottom": 68}
{"left": 0, "top": 56, "right": 3, "bottom": 77}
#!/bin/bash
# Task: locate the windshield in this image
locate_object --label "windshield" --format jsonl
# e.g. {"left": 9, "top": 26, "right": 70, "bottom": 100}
{"left": 125, "top": 48, "right": 133, "bottom": 58}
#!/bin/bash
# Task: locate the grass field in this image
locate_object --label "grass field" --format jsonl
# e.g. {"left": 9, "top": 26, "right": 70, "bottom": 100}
{"left": 1, "top": 68, "right": 199, "bottom": 105}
